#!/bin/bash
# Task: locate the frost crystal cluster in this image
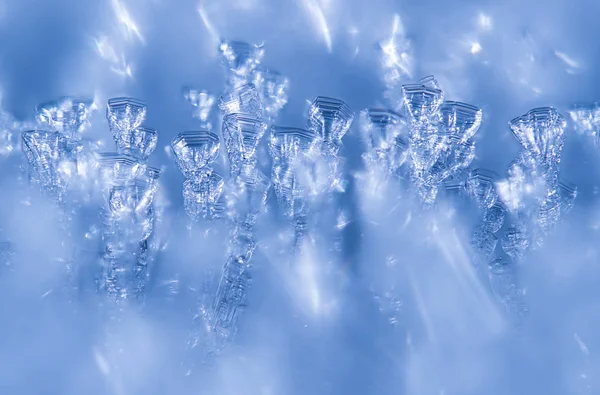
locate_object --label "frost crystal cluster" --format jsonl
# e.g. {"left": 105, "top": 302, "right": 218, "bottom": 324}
{"left": 0, "top": 33, "right": 589, "bottom": 392}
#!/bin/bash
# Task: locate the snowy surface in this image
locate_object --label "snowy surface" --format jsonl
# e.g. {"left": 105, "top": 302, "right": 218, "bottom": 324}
{"left": 0, "top": 0, "right": 599, "bottom": 394}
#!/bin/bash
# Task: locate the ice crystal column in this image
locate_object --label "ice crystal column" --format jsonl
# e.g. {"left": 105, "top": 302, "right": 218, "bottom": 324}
{"left": 269, "top": 126, "right": 318, "bottom": 252}
{"left": 401, "top": 77, "right": 483, "bottom": 204}
{"left": 465, "top": 168, "right": 528, "bottom": 321}
{"left": 29, "top": 97, "right": 97, "bottom": 197}
{"left": 98, "top": 97, "right": 160, "bottom": 303}
{"left": 98, "top": 154, "right": 160, "bottom": 302}
{"left": 34, "top": 97, "right": 98, "bottom": 296}
{"left": 219, "top": 40, "right": 264, "bottom": 89}
{"left": 306, "top": 96, "right": 354, "bottom": 195}
{"left": 172, "top": 131, "right": 224, "bottom": 221}
{"left": 500, "top": 107, "right": 571, "bottom": 256}
{"left": 22, "top": 130, "right": 63, "bottom": 201}
{"left": 207, "top": 86, "right": 270, "bottom": 353}
{"left": 172, "top": 130, "right": 225, "bottom": 361}
{"left": 401, "top": 76, "right": 446, "bottom": 204}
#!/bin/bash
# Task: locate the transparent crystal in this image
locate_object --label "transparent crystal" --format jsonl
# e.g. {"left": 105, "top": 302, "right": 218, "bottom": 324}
{"left": 183, "top": 88, "right": 215, "bottom": 128}
{"left": 218, "top": 84, "right": 263, "bottom": 118}
{"left": 307, "top": 97, "right": 354, "bottom": 146}
{"left": 439, "top": 101, "right": 482, "bottom": 142}
{"left": 183, "top": 174, "right": 225, "bottom": 221}
{"left": 102, "top": 166, "right": 160, "bottom": 301}
{"left": 252, "top": 68, "right": 289, "bottom": 121}
{"left": 36, "top": 97, "right": 96, "bottom": 140}
{"left": 22, "top": 130, "right": 63, "bottom": 193}
{"left": 97, "top": 152, "right": 144, "bottom": 184}
{"left": 269, "top": 126, "right": 317, "bottom": 216}
{"left": 427, "top": 137, "right": 475, "bottom": 186}
{"left": 509, "top": 107, "right": 566, "bottom": 164}
{"left": 360, "top": 108, "right": 408, "bottom": 172}
{"left": 112, "top": 126, "right": 158, "bottom": 162}
{"left": 466, "top": 168, "right": 498, "bottom": 209}
{"left": 106, "top": 97, "right": 147, "bottom": 135}
{"left": 401, "top": 76, "right": 444, "bottom": 124}
{"left": 222, "top": 114, "right": 267, "bottom": 173}
{"left": 171, "top": 131, "right": 220, "bottom": 181}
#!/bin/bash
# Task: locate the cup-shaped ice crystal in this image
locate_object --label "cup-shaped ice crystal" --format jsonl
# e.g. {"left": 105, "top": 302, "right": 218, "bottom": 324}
{"left": 466, "top": 168, "right": 498, "bottom": 209}
{"left": 269, "top": 126, "right": 317, "bottom": 164}
{"left": 183, "top": 173, "right": 225, "bottom": 221}
{"left": 401, "top": 76, "right": 444, "bottom": 123}
{"left": 36, "top": 97, "right": 96, "bottom": 140}
{"left": 97, "top": 152, "right": 144, "bottom": 184}
{"left": 171, "top": 131, "right": 220, "bottom": 180}
{"left": 113, "top": 126, "right": 158, "bottom": 162}
{"left": 360, "top": 108, "right": 405, "bottom": 152}
{"left": 307, "top": 96, "right": 354, "bottom": 146}
{"left": 22, "top": 130, "right": 61, "bottom": 186}
{"left": 106, "top": 97, "right": 147, "bottom": 136}
{"left": 218, "top": 84, "right": 263, "bottom": 118}
{"left": 252, "top": 68, "right": 289, "bottom": 120}
{"left": 219, "top": 40, "right": 264, "bottom": 86}
{"left": 222, "top": 114, "right": 267, "bottom": 167}
{"left": 509, "top": 107, "right": 566, "bottom": 164}
{"left": 183, "top": 87, "right": 215, "bottom": 127}
{"left": 440, "top": 101, "right": 482, "bottom": 142}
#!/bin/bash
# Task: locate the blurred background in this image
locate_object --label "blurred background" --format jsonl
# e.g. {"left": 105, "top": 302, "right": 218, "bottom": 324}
{"left": 0, "top": 0, "right": 599, "bottom": 394}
